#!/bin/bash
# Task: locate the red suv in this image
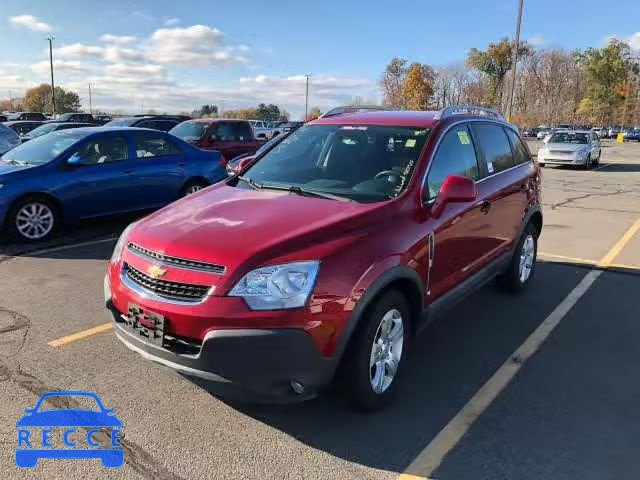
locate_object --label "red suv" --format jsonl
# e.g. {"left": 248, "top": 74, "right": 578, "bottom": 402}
{"left": 105, "top": 105, "right": 542, "bottom": 410}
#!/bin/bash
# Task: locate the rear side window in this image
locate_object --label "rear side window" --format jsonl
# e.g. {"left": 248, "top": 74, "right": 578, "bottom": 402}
{"left": 472, "top": 123, "right": 515, "bottom": 174}
{"left": 505, "top": 128, "right": 530, "bottom": 165}
{"left": 425, "top": 125, "right": 479, "bottom": 201}
{"left": 134, "top": 135, "right": 181, "bottom": 158}
{"left": 233, "top": 122, "right": 253, "bottom": 141}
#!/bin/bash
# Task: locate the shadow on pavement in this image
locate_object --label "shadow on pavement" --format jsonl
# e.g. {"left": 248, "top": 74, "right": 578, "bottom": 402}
{"left": 596, "top": 163, "right": 640, "bottom": 173}
{"left": 193, "top": 261, "right": 589, "bottom": 473}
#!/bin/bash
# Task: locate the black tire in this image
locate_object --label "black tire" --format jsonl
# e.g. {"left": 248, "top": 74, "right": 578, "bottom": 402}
{"left": 497, "top": 223, "right": 538, "bottom": 293}
{"left": 584, "top": 155, "right": 592, "bottom": 170}
{"left": 339, "top": 290, "right": 410, "bottom": 411}
{"left": 181, "top": 179, "right": 209, "bottom": 196}
{"left": 7, "top": 196, "right": 59, "bottom": 242}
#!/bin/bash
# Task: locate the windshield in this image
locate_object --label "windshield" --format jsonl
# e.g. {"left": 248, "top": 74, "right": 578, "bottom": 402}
{"left": 1, "top": 130, "right": 86, "bottom": 165}
{"left": 23, "top": 123, "right": 59, "bottom": 137}
{"left": 242, "top": 124, "right": 430, "bottom": 202}
{"left": 104, "top": 118, "right": 137, "bottom": 127}
{"left": 169, "top": 121, "right": 208, "bottom": 140}
{"left": 548, "top": 132, "right": 589, "bottom": 144}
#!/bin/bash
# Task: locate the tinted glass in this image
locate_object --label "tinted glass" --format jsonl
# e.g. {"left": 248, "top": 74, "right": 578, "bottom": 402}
{"left": 104, "top": 118, "right": 137, "bottom": 127}
{"left": 505, "top": 128, "right": 530, "bottom": 165}
{"left": 2, "top": 130, "right": 88, "bottom": 165}
{"left": 134, "top": 135, "right": 180, "bottom": 158}
{"left": 156, "top": 121, "right": 178, "bottom": 132}
{"left": 233, "top": 122, "right": 253, "bottom": 141}
{"left": 426, "top": 125, "right": 479, "bottom": 200}
{"left": 244, "top": 124, "right": 430, "bottom": 202}
{"left": 548, "top": 132, "right": 589, "bottom": 144}
{"left": 73, "top": 136, "right": 129, "bottom": 164}
{"left": 472, "top": 123, "right": 515, "bottom": 174}
{"left": 213, "top": 123, "right": 236, "bottom": 141}
{"left": 169, "top": 121, "right": 208, "bottom": 141}
{"left": 24, "top": 123, "right": 59, "bottom": 137}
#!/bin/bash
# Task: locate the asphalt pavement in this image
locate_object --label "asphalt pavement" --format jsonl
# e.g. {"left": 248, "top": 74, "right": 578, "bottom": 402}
{"left": 1, "top": 139, "right": 639, "bottom": 480}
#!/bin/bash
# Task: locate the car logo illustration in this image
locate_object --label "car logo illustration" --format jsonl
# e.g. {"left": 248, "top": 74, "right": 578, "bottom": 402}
{"left": 147, "top": 265, "right": 167, "bottom": 278}
{"left": 15, "top": 391, "right": 124, "bottom": 468}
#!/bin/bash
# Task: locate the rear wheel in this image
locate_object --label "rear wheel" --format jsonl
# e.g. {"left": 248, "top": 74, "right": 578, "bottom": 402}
{"left": 340, "top": 290, "right": 410, "bottom": 410}
{"left": 8, "top": 196, "right": 58, "bottom": 242}
{"left": 584, "top": 155, "right": 592, "bottom": 170}
{"left": 498, "top": 223, "right": 538, "bottom": 293}
{"left": 181, "top": 179, "right": 209, "bottom": 196}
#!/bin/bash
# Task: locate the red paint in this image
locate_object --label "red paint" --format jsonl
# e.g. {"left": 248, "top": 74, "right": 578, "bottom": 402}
{"left": 179, "top": 119, "right": 264, "bottom": 159}
{"left": 108, "top": 111, "right": 541, "bottom": 357}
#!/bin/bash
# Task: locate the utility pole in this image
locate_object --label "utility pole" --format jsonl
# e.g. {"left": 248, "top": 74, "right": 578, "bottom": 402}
{"left": 88, "top": 83, "right": 93, "bottom": 113}
{"left": 47, "top": 35, "right": 56, "bottom": 117}
{"left": 304, "top": 74, "right": 310, "bottom": 121}
{"left": 507, "top": 0, "right": 524, "bottom": 121}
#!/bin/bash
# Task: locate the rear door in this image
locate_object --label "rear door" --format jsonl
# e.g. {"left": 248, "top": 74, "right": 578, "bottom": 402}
{"left": 470, "top": 122, "right": 533, "bottom": 256}
{"left": 423, "top": 123, "right": 495, "bottom": 301}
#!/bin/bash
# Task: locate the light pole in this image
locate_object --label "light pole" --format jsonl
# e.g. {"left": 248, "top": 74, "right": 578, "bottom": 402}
{"left": 47, "top": 35, "right": 56, "bottom": 116}
{"left": 88, "top": 83, "right": 93, "bottom": 113}
{"left": 507, "top": 0, "right": 524, "bottom": 121}
{"left": 304, "top": 74, "right": 311, "bottom": 120}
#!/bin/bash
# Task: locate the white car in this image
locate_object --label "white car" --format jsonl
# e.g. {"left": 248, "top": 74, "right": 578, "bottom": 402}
{"left": 248, "top": 120, "right": 273, "bottom": 139}
{"left": 538, "top": 130, "right": 601, "bottom": 169}
{"left": 0, "top": 123, "right": 21, "bottom": 155}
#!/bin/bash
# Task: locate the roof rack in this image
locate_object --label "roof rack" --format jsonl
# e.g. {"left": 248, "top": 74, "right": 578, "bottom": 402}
{"left": 319, "top": 105, "right": 388, "bottom": 119}
{"left": 434, "top": 105, "right": 503, "bottom": 121}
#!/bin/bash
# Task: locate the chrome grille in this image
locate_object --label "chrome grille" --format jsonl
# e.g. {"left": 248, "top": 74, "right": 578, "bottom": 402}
{"left": 124, "top": 263, "right": 211, "bottom": 302}
{"left": 549, "top": 150, "right": 572, "bottom": 155}
{"left": 128, "top": 243, "right": 225, "bottom": 275}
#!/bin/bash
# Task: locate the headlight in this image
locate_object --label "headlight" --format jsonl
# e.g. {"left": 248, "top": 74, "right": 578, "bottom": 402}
{"left": 575, "top": 147, "right": 589, "bottom": 157}
{"left": 110, "top": 222, "right": 137, "bottom": 264}
{"left": 229, "top": 261, "right": 320, "bottom": 310}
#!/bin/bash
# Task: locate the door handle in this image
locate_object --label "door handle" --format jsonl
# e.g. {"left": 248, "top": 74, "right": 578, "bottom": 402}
{"left": 480, "top": 201, "right": 492, "bottom": 214}
{"left": 122, "top": 169, "right": 134, "bottom": 174}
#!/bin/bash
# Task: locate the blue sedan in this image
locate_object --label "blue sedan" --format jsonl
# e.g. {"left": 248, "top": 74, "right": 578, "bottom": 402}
{"left": 0, "top": 127, "right": 227, "bottom": 241}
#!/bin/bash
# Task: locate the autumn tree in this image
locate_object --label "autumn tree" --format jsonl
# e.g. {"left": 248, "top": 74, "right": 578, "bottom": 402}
{"left": 402, "top": 63, "right": 435, "bottom": 110}
{"left": 380, "top": 57, "right": 408, "bottom": 109}
{"left": 305, "top": 107, "right": 322, "bottom": 121}
{"left": 466, "top": 38, "right": 531, "bottom": 107}
{"left": 24, "top": 84, "right": 81, "bottom": 114}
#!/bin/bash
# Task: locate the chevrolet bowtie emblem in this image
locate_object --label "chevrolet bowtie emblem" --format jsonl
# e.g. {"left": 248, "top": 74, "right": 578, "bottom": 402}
{"left": 147, "top": 265, "right": 167, "bottom": 279}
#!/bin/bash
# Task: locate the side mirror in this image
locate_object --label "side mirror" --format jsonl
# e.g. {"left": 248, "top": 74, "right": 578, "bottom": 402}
{"left": 431, "top": 175, "right": 477, "bottom": 218}
{"left": 238, "top": 156, "right": 255, "bottom": 171}
{"left": 67, "top": 153, "right": 89, "bottom": 166}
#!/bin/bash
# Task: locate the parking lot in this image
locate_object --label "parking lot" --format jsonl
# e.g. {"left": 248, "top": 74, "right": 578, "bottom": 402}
{"left": 1, "top": 139, "right": 639, "bottom": 480}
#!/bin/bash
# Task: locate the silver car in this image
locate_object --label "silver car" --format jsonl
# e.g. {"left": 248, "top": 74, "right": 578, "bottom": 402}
{"left": 537, "top": 130, "right": 601, "bottom": 169}
{"left": 0, "top": 123, "right": 21, "bottom": 155}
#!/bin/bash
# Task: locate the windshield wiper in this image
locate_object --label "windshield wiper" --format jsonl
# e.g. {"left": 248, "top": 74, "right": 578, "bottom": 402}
{"left": 236, "top": 175, "right": 262, "bottom": 190}
{"left": 2, "top": 159, "right": 29, "bottom": 166}
{"left": 237, "top": 176, "right": 353, "bottom": 202}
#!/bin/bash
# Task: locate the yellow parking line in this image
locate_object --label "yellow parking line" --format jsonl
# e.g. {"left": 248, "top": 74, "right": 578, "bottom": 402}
{"left": 399, "top": 218, "right": 640, "bottom": 479}
{"left": 538, "top": 252, "right": 599, "bottom": 266}
{"left": 598, "top": 219, "right": 640, "bottom": 267}
{"left": 398, "top": 475, "right": 431, "bottom": 480}
{"left": 608, "top": 262, "right": 640, "bottom": 271}
{"left": 48, "top": 323, "right": 112, "bottom": 348}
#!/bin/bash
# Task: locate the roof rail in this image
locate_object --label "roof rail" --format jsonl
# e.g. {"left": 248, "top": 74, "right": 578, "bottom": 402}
{"left": 434, "top": 105, "right": 504, "bottom": 121}
{"left": 319, "top": 105, "right": 388, "bottom": 119}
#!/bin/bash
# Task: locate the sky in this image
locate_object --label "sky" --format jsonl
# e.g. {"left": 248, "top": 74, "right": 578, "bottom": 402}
{"left": 1, "top": 0, "right": 639, "bottom": 119}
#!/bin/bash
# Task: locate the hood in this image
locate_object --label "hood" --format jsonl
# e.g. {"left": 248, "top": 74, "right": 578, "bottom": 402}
{"left": 129, "top": 184, "right": 390, "bottom": 273}
{"left": 545, "top": 143, "right": 588, "bottom": 152}
{"left": 0, "top": 162, "right": 38, "bottom": 176}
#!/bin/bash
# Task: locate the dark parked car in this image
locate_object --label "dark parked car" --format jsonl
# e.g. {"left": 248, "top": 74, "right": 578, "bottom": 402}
{"left": 106, "top": 105, "right": 542, "bottom": 410}
{"left": 0, "top": 115, "right": 7, "bottom": 122}
{"left": 226, "top": 129, "right": 292, "bottom": 174}
{"left": 53, "top": 113, "right": 98, "bottom": 124}
{"left": 103, "top": 116, "right": 180, "bottom": 132}
{"left": 20, "top": 122, "right": 95, "bottom": 142}
{"left": 522, "top": 127, "right": 540, "bottom": 138}
{"left": 3, "top": 121, "right": 45, "bottom": 136}
{"left": 7, "top": 112, "right": 47, "bottom": 121}
{"left": 0, "top": 127, "right": 228, "bottom": 241}
{"left": 169, "top": 119, "right": 264, "bottom": 161}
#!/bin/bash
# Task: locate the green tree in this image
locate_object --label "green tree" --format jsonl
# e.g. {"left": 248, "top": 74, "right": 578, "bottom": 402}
{"left": 402, "top": 63, "right": 435, "bottom": 110}
{"left": 24, "top": 84, "right": 81, "bottom": 114}
{"left": 466, "top": 38, "right": 531, "bottom": 107}
{"left": 191, "top": 104, "right": 218, "bottom": 118}
{"left": 255, "top": 103, "right": 282, "bottom": 121}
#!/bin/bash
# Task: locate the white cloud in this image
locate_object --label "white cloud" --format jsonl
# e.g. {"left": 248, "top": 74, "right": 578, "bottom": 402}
{"left": 9, "top": 14, "right": 51, "bottom": 32}
{"left": 146, "top": 25, "right": 236, "bottom": 65}
{"left": 603, "top": 32, "right": 640, "bottom": 51}
{"left": 30, "top": 60, "right": 94, "bottom": 74}
{"left": 104, "top": 46, "right": 146, "bottom": 64}
{"left": 528, "top": 35, "right": 545, "bottom": 47}
{"left": 56, "top": 43, "right": 104, "bottom": 58}
{"left": 100, "top": 34, "right": 136, "bottom": 45}
{"left": 164, "top": 18, "right": 180, "bottom": 26}
{"left": 628, "top": 32, "right": 640, "bottom": 51}
{"left": 104, "top": 63, "right": 165, "bottom": 75}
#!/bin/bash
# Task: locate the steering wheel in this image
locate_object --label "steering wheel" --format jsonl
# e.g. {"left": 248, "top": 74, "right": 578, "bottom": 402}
{"left": 374, "top": 170, "right": 401, "bottom": 182}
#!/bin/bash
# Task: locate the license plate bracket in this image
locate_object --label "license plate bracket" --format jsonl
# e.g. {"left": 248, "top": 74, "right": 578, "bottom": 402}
{"left": 126, "top": 303, "right": 165, "bottom": 347}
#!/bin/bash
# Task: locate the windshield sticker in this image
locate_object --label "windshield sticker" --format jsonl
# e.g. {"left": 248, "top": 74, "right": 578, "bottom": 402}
{"left": 405, "top": 139, "right": 416, "bottom": 148}
{"left": 414, "top": 129, "right": 428, "bottom": 136}
{"left": 394, "top": 159, "right": 415, "bottom": 194}
{"left": 487, "top": 161, "right": 495, "bottom": 173}
{"left": 340, "top": 126, "right": 368, "bottom": 131}
{"left": 457, "top": 131, "right": 470, "bottom": 145}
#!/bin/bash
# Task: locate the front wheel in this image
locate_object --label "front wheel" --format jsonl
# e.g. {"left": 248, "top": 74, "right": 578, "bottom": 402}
{"left": 497, "top": 223, "right": 538, "bottom": 293}
{"left": 181, "top": 179, "right": 209, "bottom": 196}
{"left": 8, "top": 197, "right": 58, "bottom": 242}
{"left": 339, "top": 290, "right": 410, "bottom": 410}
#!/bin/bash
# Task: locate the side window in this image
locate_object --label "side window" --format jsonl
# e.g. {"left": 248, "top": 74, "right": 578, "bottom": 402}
{"left": 134, "top": 135, "right": 181, "bottom": 158}
{"left": 505, "top": 128, "right": 531, "bottom": 165}
{"left": 75, "top": 136, "right": 129, "bottom": 164}
{"left": 233, "top": 122, "right": 253, "bottom": 141}
{"left": 425, "top": 125, "right": 480, "bottom": 201}
{"left": 472, "top": 123, "right": 515, "bottom": 174}
{"left": 158, "top": 121, "right": 177, "bottom": 132}
{"left": 212, "top": 123, "right": 235, "bottom": 141}
{"left": 137, "top": 121, "right": 156, "bottom": 130}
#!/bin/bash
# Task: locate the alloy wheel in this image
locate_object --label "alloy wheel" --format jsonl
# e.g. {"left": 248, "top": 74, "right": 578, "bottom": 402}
{"left": 369, "top": 308, "right": 404, "bottom": 394}
{"left": 15, "top": 202, "right": 54, "bottom": 240}
{"left": 186, "top": 184, "right": 204, "bottom": 195}
{"left": 519, "top": 234, "right": 535, "bottom": 283}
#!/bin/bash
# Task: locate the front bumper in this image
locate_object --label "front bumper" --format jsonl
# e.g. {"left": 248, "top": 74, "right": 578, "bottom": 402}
{"left": 538, "top": 155, "right": 588, "bottom": 166}
{"left": 105, "top": 278, "right": 334, "bottom": 401}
